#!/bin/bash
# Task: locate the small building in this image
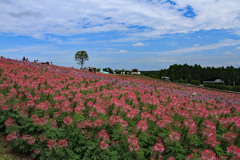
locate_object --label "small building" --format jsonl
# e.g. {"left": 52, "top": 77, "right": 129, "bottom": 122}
{"left": 131, "top": 69, "right": 141, "bottom": 75}
{"left": 203, "top": 79, "right": 225, "bottom": 84}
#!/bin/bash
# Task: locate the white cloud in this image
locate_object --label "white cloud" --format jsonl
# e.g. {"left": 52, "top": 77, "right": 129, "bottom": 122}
{"left": 167, "top": 41, "right": 176, "bottom": 47}
{"left": 139, "top": 39, "right": 240, "bottom": 55}
{"left": 0, "top": 0, "right": 240, "bottom": 39}
{"left": 132, "top": 42, "right": 146, "bottom": 47}
{"left": 119, "top": 50, "right": 127, "bottom": 53}
{"left": 236, "top": 47, "right": 240, "bottom": 50}
{"left": 0, "top": 45, "right": 71, "bottom": 55}
{"left": 224, "top": 52, "right": 232, "bottom": 55}
{"left": 194, "top": 44, "right": 200, "bottom": 47}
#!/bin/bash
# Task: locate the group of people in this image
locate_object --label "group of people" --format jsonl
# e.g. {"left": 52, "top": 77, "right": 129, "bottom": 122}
{"left": 22, "top": 56, "right": 53, "bottom": 65}
{"left": 88, "top": 67, "right": 96, "bottom": 73}
{"left": 22, "top": 56, "right": 29, "bottom": 62}
{"left": 34, "top": 60, "right": 39, "bottom": 63}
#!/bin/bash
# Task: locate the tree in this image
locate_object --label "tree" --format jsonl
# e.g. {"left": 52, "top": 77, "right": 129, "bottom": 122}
{"left": 75, "top": 51, "right": 89, "bottom": 69}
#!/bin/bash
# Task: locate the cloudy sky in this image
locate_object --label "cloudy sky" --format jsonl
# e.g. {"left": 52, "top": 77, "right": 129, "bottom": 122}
{"left": 0, "top": 0, "right": 240, "bottom": 70}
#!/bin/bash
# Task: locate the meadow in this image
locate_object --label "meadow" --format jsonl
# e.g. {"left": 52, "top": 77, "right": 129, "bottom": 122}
{"left": 0, "top": 57, "right": 239, "bottom": 160}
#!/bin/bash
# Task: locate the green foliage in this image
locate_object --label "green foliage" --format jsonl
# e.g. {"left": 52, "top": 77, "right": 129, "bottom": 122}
{"left": 204, "top": 84, "right": 240, "bottom": 92}
{"left": 190, "top": 79, "right": 200, "bottom": 85}
{"left": 178, "top": 78, "right": 188, "bottom": 84}
{"left": 142, "top": 64, "right": 240, "bottom": 89}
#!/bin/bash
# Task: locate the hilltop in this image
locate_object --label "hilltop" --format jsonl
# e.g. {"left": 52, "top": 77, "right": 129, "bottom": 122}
{"left": 0, "top": 57, "right": 239, "bottom": 160}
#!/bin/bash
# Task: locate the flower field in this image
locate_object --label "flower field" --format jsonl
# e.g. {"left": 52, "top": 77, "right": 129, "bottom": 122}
{"left": 0, "top": 57, "right": 239, "bottom": 160}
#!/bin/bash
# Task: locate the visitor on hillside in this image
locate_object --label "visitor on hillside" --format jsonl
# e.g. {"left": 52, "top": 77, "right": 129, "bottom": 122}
{"left": 22, "top": 56, "right": 25, "bottom": 61}
{"left": 26, "top": 58, "right": 29, "bottom": 62}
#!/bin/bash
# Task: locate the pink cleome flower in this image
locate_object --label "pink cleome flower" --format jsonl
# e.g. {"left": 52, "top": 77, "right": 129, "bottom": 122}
{"left": 47, "top": 139, "right": 57, "bottom": 150}
{"left": 63, "top": 116, "right": 73, "bottom": 125}
{"left": 58, "top": 139, "right": 68, "bottom": 148}
{"left": 6, "top": 131, "right": 19, "bottom": 141}
{"left": 169, "top": 131, "right": 180, "bottom": 142}
{"left": 227, "top": 145, "right": 240, "bottom": 158}
{"left": 98, "top": 130, "right": 109, "bottom": 141}
{"left": 34, "top": 148, "right": 41, "bottom": 155}
{"left": 153, "top": 142, "right": 165, "bottom": 153}
{"left": 201, "top": 149, "right": 217, "bottom": 160}
{"left": 28, "top": 136, "right": 36, "bottom": 145}
{"left": 128, "top": 135, "right": 140, "bottom": 151}
{"left": 5, "top": 118, "right": 16, "bottom": 126}
{"left": 99, "top": 140, "right": 109, "bottom": 150}
{"left": 136, "top": 120, "right": 148, "bottom": 132}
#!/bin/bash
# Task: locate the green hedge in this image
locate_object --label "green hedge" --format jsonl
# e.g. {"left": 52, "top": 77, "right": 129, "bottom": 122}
{"left": 203, "top": 84, "right": 240, "bottom": 92}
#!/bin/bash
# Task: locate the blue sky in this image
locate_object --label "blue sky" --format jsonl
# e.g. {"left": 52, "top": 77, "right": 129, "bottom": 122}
{"left": 0, "top": 0, "right": 240, "bottom": 70}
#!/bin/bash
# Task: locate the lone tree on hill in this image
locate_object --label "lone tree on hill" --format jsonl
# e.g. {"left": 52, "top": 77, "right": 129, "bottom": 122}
{"left": 75, "top": 50, "right": 89, "bottom": 69}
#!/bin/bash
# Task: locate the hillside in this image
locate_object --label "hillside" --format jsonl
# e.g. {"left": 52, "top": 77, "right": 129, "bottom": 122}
{"left": 0, "top": 57, "right": 239, "bottom": 160}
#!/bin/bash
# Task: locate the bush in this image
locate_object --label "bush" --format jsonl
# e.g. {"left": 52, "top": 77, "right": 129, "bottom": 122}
{"left": 204, "top": 84, "right": 240, "bottom": 92}
{"left": 190, "top": 79, "right": 200, "bottom": 86}
{"left": 178, "top": 78, "right": 188, "bottom": 84}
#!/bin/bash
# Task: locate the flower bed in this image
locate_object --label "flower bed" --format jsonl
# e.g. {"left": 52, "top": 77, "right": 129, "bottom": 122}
{"left": 0, "top": 57, "right": 239, "bottom": 160}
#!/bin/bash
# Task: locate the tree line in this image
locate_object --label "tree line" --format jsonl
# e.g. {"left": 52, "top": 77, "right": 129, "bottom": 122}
{"left": 141, "top": 64, "right": 240, "bottom": 86}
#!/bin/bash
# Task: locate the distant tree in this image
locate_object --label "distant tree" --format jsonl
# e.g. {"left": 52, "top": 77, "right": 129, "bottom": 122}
{"left": 169, "top": 72, "right": 176, "bottom": 81}
{"left": 103, "top": 67, "right": 113, "bottom": 73}
{"left": 75, "top": 50, "right": 89, "bottom": 69}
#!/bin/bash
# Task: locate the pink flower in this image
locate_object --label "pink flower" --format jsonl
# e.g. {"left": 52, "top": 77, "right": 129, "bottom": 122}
{"left": 27, "top": 100, "right": 35, "bottom": 107}
{"left": 136, "top": 120, "right": 148, "bottom": 132}
{"left": 205, "top": 135, "right": 217, "bottom": 147}
{"left": 169, "top": 131, "right": 180, "bottom": 141}
{"left": 2, "top": 105, "right": 9, "bottom": 111}
{"left": 75, "top": 104, "right": 85, "bottom": 113}
{"left": 53, "top": 112, "right": 60, "bottom": 118}
{"left": 61, "top": 105, "right": 73, "bottom": 113}
{"left": 227, "top": 145, "right": 240, "bottom": 158}
{"left": 19, "top": 110, "right": 28, "bottom": 118}
{"left": 54, "top": 103, "right": 61, "bottom": 110}
{"left": 22, "top": 134, "right": 30, "bottom": 141}
{"left": 93, "top": 119, "right": 104, "bottom": 127}
{"left": 28, "top": 136, "right": 36, "bottom": 145}
{"left": 47, "top": 139, "right": 57, "bottom": 150}
{"left": 152, "top": 153, "right": 162, "bottom": 160}
{"left": 6, "top": 131, "right": 19, "bottom": 141}
{"left": 49, "top": 119, "right": 58, "bottom": 128}
{"left": 39, "top": 135, "right": 46, "bottom": 142}
{"left": 98, "top": 130, "right": 109, "bottom": 141}
{"left": 153, "top": 142, "right": 165, "bottom": 153}
{"left": 58, "top": 139, "right": 68, "bottom": 148}
{"left": 5, "top": 118, "right": 16, "bottom": 126}
{"left": 99, "top": 140, "right": 109, "bottom": 150}
{"left": 34, "top": 148, "right": 41, "bottom": 154}
{"left": 156, "top": 120, "right": 166, "bottom": 128}
{"left": 174, "top": 121, "right": 181, "bottom": 127}
{"left": 222, "top": 132, "right": 238, "bottom": 143}
{"left": 201, "top": 149, "right": 216, "bottom": 160}
{"left": 63, "top": 116, "right": 73, "bottom": 125}
{"left": 128, "top": 135, "right": 139, "bottom": 151}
